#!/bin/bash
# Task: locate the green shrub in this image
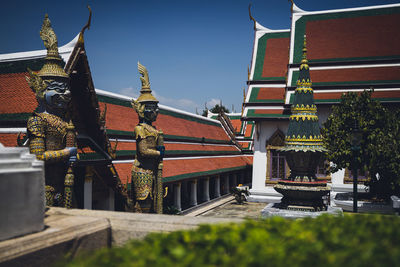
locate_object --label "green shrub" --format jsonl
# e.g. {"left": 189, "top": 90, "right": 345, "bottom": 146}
{"left": 65, "top": 214, "right": 400, "bottom": 267}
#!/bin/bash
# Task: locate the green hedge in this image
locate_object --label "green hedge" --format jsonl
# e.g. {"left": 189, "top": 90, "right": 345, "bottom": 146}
{"left": 65, "top": 214, "right": 400, "bottom": 267}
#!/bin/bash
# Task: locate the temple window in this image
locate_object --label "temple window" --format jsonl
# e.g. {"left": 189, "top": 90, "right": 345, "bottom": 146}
{"left": 271, "top": 150, "right": 286, "bottom": 179}
{"left": 266, "top": 129, "right": 289, "bottom": 184}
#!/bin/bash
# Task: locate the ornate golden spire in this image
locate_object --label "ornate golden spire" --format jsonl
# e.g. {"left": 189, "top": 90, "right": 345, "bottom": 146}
{"left": 300, "top": 35, "right": 309, "bottom": 69}
{"left": 37, "top": 14, "right": 68, "bottom": 79}
{"left": 136, "top": 62, "right": 158, "bottom": 103}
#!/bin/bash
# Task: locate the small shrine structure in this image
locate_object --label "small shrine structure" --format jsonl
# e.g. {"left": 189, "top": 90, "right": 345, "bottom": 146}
{"left": 274, "top": 36, "right": 329, "bottom": 211}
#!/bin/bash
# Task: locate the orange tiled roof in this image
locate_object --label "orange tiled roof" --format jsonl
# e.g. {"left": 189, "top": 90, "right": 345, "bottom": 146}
{"left": 100, "top": 101, "right": 231, "bottom": 142}
{"left": 0, "top": 133, "right": 18, "bottom": 147}
{"left": 113, "top": 155, "right": 252, "bottom": 185}
{"left": 0, "top": 73, "right": 38, "bottom": 114}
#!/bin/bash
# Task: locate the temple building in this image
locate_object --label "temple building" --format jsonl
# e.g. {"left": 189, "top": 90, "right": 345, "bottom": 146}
{"left": 0, "top": 14, "right": 252, "bottom": 212}
{"left": 243, "top": 2, "right": 400, "bottom": 201}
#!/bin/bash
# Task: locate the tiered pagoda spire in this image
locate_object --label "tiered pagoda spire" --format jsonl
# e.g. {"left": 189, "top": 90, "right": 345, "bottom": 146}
{"left": 282, "top": 36, "right": 325, "bottom": 153}
{"left": 274, "top": 35, "right": 330, "bottom": 211}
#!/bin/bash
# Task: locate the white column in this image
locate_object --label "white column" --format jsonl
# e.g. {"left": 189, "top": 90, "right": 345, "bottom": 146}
{"left": 215, "top": 176, "right": 221, "bottom": 197}
{"left": 84, "top": 167, "right": 93, "bottom": 210}
{"left": 173, "top": 182, "right": 182, "bottom": 211}
{"left": 190, "top": 179, "right": 197, "bottom": 206}
{"left": 202, "top": 177, "right": 210, "bottom": 202}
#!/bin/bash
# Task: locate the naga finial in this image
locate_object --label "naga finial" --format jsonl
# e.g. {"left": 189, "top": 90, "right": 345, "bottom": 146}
{"left": 288, "top": 0, "right": 294, "bottom": 14}
{"left": 40, "top": 14, "right": 59, "bottom": 58}
{"left": 248, "top": 4, "right": 257, "bottom": 30}
{"left": 78, "top": 5, "right": 92, "bottom": 44}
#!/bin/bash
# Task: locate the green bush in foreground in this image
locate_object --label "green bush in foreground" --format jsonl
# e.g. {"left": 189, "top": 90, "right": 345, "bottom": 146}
{"left": 65, "top": 214, "right": 400, "bottom": 267}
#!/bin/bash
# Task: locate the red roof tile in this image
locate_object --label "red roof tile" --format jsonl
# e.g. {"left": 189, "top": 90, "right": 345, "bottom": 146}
{"left": 257, "top": 87, "right": 286, "bottom": 100}
{"left": 164, "top": 143, "right": 238, "bottom": 152}
{"left": 113, "top": 163, "right": 131, "bottom": 185}
{"left": 114, "top": 156, "right": 252, "bottom": 184}
{"left": 306, "top": 13, "right": 400, "bottom": 61}
{"left": 100, "top": 102, "right": 138, "bottom": 133}
{"left": 154, "top": 114, "right": 230, "bottom": 141}
{"left": 262, "top": 37, "right": 290, "bottom": 78}
{"left": 0, "top": 73, "right": 37, "bottom": 114}
{"left": 0, "top": 133, "right": 18, "bottom": 146}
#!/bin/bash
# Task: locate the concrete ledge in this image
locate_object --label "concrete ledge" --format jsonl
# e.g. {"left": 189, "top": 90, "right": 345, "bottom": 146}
{"left": 182, "top": 195, "right": 235, "bottom": 216}
{"left": 0, "top": 213, "right": 110, "bottom": 267}
{"left": 329, "top": 183, "right": 368, "bottom": 193}
{"left": 48, "top": 207, "right": 243, "bottom": 246}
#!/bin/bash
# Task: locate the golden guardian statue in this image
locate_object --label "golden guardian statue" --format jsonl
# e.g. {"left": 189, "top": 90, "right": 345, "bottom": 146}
{"left": 26, "top": 15, "right": 77, "bottom": 207}
{"left": 131, "top": 62, "right": 165, "bottom": 213}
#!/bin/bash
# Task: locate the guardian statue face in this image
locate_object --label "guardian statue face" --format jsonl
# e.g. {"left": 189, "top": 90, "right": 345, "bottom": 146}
{"left": 143, "top": 102, "right": 159, "bottom": 123}
{"left": 44, "top": 80, "right": 71, "bottom": 111}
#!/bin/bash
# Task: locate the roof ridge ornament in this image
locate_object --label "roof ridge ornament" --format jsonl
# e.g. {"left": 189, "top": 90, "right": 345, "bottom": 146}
{"left": 290, "top": 0, "right": 306, "bottom": 13}
{"left": 248, "top": 4, "right": 257, "bottom": 31}
{"left": 248, "top": 3, "right": 272, "bottom": 32}
{"left": 78, "top": 5, "right": 92, "bottom": 44}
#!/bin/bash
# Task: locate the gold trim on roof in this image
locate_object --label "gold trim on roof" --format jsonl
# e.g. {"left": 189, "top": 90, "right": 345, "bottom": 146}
{"left": 290, "top": 114, "right": 318, "bottom": 121}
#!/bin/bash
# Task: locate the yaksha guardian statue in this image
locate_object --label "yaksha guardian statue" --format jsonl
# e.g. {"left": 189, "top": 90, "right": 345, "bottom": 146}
{"left": 26, "top": 15, "right": 77, "bottom": 207}
{"left": 131, "top": 62, "right": 165, "bottom": 213}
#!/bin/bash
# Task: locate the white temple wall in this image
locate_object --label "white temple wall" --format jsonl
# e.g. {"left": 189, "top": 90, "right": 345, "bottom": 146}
{"left": 251, "top": 121, "right": 289, "bottom": 193}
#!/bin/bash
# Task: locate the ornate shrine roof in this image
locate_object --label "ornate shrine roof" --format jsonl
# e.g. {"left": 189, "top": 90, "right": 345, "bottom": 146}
{"left": 242, "top": 2, "right": 400, "bottom": 122}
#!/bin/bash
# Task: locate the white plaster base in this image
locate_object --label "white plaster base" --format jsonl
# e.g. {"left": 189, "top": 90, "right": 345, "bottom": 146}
{"left": 0, "top": 147, "right": 45, "bottom": 241}
{"left": 248, "top": 186, "right": 282, "bottom": 203}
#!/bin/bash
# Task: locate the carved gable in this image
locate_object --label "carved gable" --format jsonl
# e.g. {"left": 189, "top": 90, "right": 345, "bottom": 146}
{"left": 267, "top": 129, "right": 285, "bottom": 147}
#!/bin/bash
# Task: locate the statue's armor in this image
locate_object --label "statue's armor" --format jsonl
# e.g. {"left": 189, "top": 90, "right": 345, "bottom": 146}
{"left": 27, "top": 113, "right": 70, "bottom": 203}
{"left": 131, "top": 123, "right": 160, "bottom": 212}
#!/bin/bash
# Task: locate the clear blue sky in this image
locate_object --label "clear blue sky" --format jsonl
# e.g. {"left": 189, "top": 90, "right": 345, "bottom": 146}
{"left": 1, "top": 0, "right": 399, "bottom": 113}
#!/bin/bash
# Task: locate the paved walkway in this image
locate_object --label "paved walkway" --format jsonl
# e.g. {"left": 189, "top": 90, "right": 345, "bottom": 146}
{"left": 197, "top": 198, "right": 267, "bottom": 220}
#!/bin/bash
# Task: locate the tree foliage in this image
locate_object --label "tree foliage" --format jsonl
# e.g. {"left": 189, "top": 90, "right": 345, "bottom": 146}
{"left": 202, "top": 104, "right": 230, "bottom": 117}
{"left": 322, "top": 90, "right": 400, "bottom": 199}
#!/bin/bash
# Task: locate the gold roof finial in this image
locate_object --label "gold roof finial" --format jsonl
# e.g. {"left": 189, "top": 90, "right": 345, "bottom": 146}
{"left": 248, "top": 4, "right": 256, "bottom": 31}
{"left": 289, "top": 0, "right": 294, "bottom": 14}
{"left": 37, "top": 14, "right": 68, "bottom": 79}
{"left": 136, "top": 62, "right": 158, "bottom": 103}
{"left": 78, "top": 5, "right": 92, "bottom": 44}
